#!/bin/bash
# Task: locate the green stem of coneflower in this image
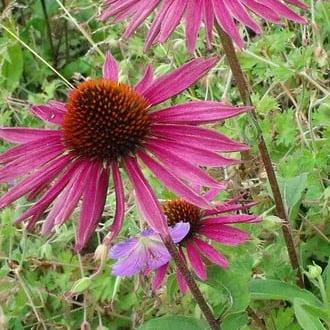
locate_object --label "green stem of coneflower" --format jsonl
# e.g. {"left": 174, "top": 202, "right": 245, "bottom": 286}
{"left": 161, "top": 234, "right": 220, "bottom": 330}
{"left": 40, "top": 0, "right": 55, "bottom": 62}
{"left": 216, "top": 25, "right": 304, "bottom": 289}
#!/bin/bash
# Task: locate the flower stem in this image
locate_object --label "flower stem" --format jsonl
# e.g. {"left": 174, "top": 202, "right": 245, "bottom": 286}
{"left": 40, "top": 0, "right": 55, "bottom": 62}
{"left": 161, "top": 234, "right": 220, "bottom": 330}
{"left": 216, "top": 25, "right": 304, "bottom": 289}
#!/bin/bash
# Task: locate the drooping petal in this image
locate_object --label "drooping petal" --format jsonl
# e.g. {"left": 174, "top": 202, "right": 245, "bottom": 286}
{"left": 103, "top": 52, "right": 119, "bottom": 81}
{"left": 107, "top": 163, "right": 125, "bottom": 242}
{"left": 40, "top": 161, "right": 90, "bottom": 233}
{"left": 177, "top": 247, "right": 189, "bottom": 293}
{"left": 185, "top": 0, "right": 203, "bottom": 52}
{"left": 75, "top": 163, "right": 110, "bottom": 251}
{"left": 186, "top": 240, "right": 207, "bottom": 280}
{"left": 152, "top": 263, "right": 168, "bottom": 290}
{"left": 30, "top": 101, "right": 66, "bottom": 125}
{"left": 142, "top": 57, "right": 217, "bottom": 106}
{"left": 14, "top": 160, "right": 81, "bottom": 226}
{"left": 192, "top": 237, "right": 229, "bottom": 268}
{"left": 0, "top": 128, "right": 60, "bottom": 144}
{"left": 124, "top": 156, "right": 168, "bottom": 235}
{"left": 137, "top": 150, "right": 211, "bottom": 209}
{"left": 0, "top": 155, "right": 71, "bottom": 209}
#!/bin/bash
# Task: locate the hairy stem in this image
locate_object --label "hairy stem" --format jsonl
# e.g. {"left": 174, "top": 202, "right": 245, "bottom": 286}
{"left": 217, "top": 26, "right": 304, "bottom": 288}
{"left": 161, "top": 234, "right": 220, "bottom": 330}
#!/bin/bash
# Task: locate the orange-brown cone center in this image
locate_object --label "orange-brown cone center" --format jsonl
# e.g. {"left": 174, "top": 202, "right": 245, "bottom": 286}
{"left": 163, "top": 200, "right": 202, "bottom": 238}
{"left": 63, "top": 79, "right": 150, "bottom": 162}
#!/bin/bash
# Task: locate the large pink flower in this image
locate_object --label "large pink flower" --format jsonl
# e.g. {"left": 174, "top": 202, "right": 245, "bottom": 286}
{"left": 100, "top": 0, "right": 307, "bottom": 51}
{"left": 0, "top": 53, "right": 251, "bottom": 251}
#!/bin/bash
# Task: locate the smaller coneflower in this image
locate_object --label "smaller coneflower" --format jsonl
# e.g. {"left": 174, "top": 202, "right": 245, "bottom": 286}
{"left": 110, "top": 222, "right": 190, "bottom": 276}
{"left": 109, "top": 193, "right": 259, "bottom": 292}
{"left": 155, "top": 196, "right": 259, "bottom": 292}
{"left": 100, "top": 0, "right": 307, "bottom": 52}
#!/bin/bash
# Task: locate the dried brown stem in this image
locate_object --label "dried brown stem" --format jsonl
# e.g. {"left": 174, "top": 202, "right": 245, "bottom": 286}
{"left": 216, "top": 25, "right": 304, "bottom": 288}
{"left": 40, "top": 0, "right": 55, "bottom": 61}
{"left": 161, "top": 234, "right": 220, "bottom": 330}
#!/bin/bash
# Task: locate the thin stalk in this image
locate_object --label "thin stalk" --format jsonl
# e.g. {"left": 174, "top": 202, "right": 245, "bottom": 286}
{"left": 216, "top": 26, "right": 304, "bottom": 288}
{"left": 0, "top": 24, "right": 73, "bottom": 89}
{"left": 161, "top": 234, "right": 220, "bottom": 330}
{"left": 40, "top": 0, "right": 55, "bottom": 62}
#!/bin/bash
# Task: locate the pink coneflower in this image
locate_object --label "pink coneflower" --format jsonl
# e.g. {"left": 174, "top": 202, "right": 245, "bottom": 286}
{"left": 100, "top": 0, "right": 307, "bottom": 51}
{"left": 152, "top": 196, "right": 260, "bottom": 292}
{"left": 0, "top": 53, "right": 251, "bottom": 251}
{"left": 110, "top": 222, "right": 190, "bottom": 276}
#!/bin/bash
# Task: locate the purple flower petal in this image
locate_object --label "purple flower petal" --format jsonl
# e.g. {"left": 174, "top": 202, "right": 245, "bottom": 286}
{"left": 152, "top": 263, "right": 168, "bottom": 290}
{"left": 0, "top": 128, "right": 60, "bottom": 144}
{"left": 186, "top": 240, "right": 207, "bottom": 280}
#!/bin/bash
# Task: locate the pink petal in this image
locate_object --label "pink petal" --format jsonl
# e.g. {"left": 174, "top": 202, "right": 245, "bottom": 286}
{"left": 0, "top": 135, "right": 62, "bottom": 164}
{"left": 146, "top": 138, "right": 239, "bottom": 167}
{"left": 30, "top": 101, "right": 66, "bottom": 125}
{"left": 137, "top": 150, "right": 210, "bottom": 209}
{"left": 40, "top": 161, "right": 90, "bottom": 233}
{"left": 141, "top": 57, "right": 218, "bottom": 106}
{"left": 185, "top": 0, "right": 203, "bottom": 52}
{"left": 134, "top": 65, "right": 154, "bottom": 94}
{"left": 186, "top": 240, "right": 207, "bottom": 280}
{"left": 202, "top": 214, "right": 260, "bottom": 225}
{"left": 15, "top": 160, "right": 81, "bottom": 226}
{"left": 0, "top": 128, "right": 60, "bottom": 144}
{"left": 150, "top": 101, "right": 252, "bottom": 125}
{"left": 75, "top": 163, "right": 110, "bottom": 251}
{"left": 151, "top": 124, "right": 249, "bottom": 152}
{"left": 176, "top": 247, "right": 189, "bottom": 293}
{"left": 124, "top": 156, "right": 169, "bottom": 236}
{"left": 0, "top": 155, "right": 71, "bottom": 209}
{"left": 192, "top": 237, "right": 229, "bottom": 268}
{"left": 152, "top": 263, "right": 168, "bottom": 290}
{"left": 107, "top": 163, "right": 125, "bottom": 242}
{"left": 145, "top": 142, "right": 225, "bottom": 188}
{"left": 103, "top": 52, "right": 119, "bottom": 81}
{"left": 199, "top": 224, "right": 250, "bottom": 245}
{"left": 0, "top": 144, "right": 64, "bottom": 183}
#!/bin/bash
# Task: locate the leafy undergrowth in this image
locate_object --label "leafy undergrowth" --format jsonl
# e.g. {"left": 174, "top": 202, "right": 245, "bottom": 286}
{"left": 0, "top": 1, "right": 329, "bottom": 329}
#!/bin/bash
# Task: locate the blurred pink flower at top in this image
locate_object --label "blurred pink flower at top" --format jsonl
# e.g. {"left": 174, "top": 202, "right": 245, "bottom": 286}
{"left": 100, "top": 0, "right": 307, "bottom": 52}
{"left": 0, "top": 53, "right": 251, "bottom": 251}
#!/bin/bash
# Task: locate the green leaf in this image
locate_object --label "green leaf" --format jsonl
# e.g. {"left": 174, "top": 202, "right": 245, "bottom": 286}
{"left": 293, "top": 298, "right": 326, "bottom": 330}
{"left": 137, "top": 315, "right": 209, "bottom": 330}
{"left": 221, "top": 312, "right": 247, "bottom": 330}
{"left": 250, "top": 279, "right": 322, "bottom": 307}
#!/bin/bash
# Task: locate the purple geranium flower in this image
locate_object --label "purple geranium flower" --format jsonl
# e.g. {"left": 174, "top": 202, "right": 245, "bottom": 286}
{"left": 0, "top": 52, "right": 250, "bottom": 251}
{"left": 110, "top": 222, "right": 190, "bottom": 276}
{"left": 100, "top": 0, "right": 307, "bottom": 51}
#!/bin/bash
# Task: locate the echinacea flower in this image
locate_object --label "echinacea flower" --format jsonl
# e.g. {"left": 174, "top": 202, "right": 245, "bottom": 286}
{"left": 153, "top": 195, "right": 260, "bottom": 293}
{"left": 0, "top": 53, "right": 251, "bottom": 251}
{"left": 100, "top": 0, "right": 307, "bottom": 51}
{"left": 110, "top": 222, "right": 190, "bottom": 276}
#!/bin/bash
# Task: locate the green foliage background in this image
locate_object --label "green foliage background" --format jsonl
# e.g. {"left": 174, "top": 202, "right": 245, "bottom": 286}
{"left": 0, "top": 1, "right": 329, "bottom": 329}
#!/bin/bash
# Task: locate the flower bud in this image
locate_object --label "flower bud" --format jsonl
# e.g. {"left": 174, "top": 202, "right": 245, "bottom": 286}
{"left": 71, "top": 277, "right": 92, "bottom": 293}
{"left": 94, "top": 244, "right": 108, "bottom": 264}
{"left": 306, "top": 263, "right": 322, "bottom": 279}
